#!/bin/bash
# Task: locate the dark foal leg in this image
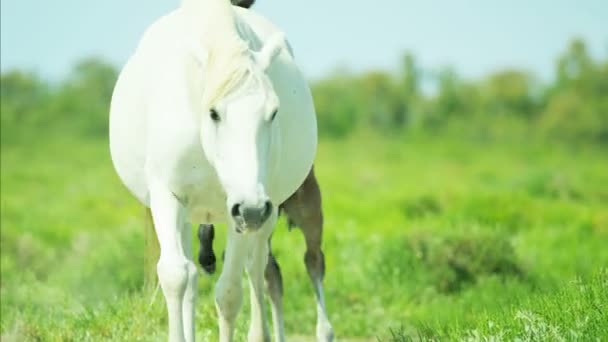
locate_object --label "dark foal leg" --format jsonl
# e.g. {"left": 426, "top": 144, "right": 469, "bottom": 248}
{"left": 281, "top": 168, "right": 334, "bottom": 341}
{"left": 197, "top": 224, "right": 217, "bottom": 274}
{"left": 231, "top": 0, "right": 255, "bottom": 8}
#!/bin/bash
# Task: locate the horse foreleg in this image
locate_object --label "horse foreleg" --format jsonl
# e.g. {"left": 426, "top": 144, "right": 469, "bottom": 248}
{"left": 215, "top": 226, "right": 247, "bottom": 342}
{"left": 149, "top": 183, "right": 196, "bottom": 342}
{"left": 180, "top": 220, "right": 198, "bottom": 342}
{"left": 245, "top": 217, "right": 275, "bottom": 342}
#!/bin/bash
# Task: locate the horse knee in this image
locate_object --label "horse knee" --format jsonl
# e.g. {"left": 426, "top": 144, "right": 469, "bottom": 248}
{"left": 184, "top": 260, "right": 198, "bottom": 295}
{"left": 317, "top": 322, "right": 334, "bottom": 342}
{"left": 215, "top": 278, "right": 243, "bottom": 321}
{"left": 186, "top": 260, "right": 198, "bottom": 280}
{"left": 157, "top": 256, "right": 189, "bottom": 297}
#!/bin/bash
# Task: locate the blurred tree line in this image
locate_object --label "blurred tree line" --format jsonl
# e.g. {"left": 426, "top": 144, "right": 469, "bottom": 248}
{"left": 312, "top": 38, "right": 607, "bottom": 142}
{"left": 1, "top": 38, "right": 606, "bottom": 145}
{"left": 1, "top": 58, "right": 117, "bottom": 144}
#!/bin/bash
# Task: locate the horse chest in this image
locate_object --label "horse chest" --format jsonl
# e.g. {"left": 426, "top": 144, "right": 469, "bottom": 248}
{"left": 185, "top": 185, "right": 227, "bottom": 224}
{"left": 170, "top": 153, "right": 227, "bottom": 224}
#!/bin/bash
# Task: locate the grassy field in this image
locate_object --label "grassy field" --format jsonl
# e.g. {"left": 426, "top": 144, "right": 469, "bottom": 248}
{"left": 1, "top": 134, "right": 607, "bottom": 341}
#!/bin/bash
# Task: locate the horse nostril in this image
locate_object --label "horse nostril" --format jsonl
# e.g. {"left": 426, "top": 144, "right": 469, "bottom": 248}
{"left": 231, "top": 203, "right": 242, "bottom": 218}
{"left": 263, "top": 200, "right": 273, "bottom": 218}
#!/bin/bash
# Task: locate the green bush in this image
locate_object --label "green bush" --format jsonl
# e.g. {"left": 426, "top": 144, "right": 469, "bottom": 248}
{"left": 374, "top": 227, "right": 524, "bottom": 294}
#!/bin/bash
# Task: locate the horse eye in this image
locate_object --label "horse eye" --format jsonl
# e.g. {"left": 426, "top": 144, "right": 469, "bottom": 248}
{"left": 210, "top": 108, "right": 220, "bottom": 122}
{"left": 270, "top": 109, "right": 278, "bottom": 121}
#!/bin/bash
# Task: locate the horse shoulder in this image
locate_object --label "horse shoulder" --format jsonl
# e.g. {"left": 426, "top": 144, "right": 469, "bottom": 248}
{"left": 111, "top": 10, "right": 207, "bottom": 205}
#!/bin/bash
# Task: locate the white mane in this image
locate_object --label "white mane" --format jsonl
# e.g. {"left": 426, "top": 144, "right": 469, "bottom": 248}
{"left": 181, "top": 0, "right": 253, "bottom": 110}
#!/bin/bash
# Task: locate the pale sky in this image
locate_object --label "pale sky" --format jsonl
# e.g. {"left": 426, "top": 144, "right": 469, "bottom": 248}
{"left": 1, "top": 0, "right": 607, "bottom": 82}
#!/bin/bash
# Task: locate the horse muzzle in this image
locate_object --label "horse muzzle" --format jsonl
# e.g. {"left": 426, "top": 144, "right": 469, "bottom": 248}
{"left": 231, "top": 200, "right": 273, "bottom": 233}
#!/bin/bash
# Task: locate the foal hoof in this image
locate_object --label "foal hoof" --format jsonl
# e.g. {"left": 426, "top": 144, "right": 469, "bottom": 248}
{"left": 198, "top": 252, "right": 216, "bottom": 274}
{"left": 198, "top": 224, "right": 216, "bottom": 274}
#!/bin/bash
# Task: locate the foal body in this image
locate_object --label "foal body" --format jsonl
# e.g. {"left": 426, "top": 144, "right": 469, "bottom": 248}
{"left": 109, "top": 1, "right": 332, "bottom": 341}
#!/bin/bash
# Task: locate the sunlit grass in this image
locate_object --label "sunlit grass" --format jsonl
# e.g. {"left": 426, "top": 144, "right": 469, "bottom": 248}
{"left": 1, "top": 134, "right": 607, "bottom": 340}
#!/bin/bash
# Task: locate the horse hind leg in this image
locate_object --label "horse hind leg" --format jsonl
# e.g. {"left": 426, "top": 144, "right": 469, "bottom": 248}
{"left": 281, "top": 169, "right": 334, "bottom": 341}
{"left": 148, "top": 185, "right": 197, "bottom": 342}
{"left": 245, "top": 230, "right": 273, "bottom": 342}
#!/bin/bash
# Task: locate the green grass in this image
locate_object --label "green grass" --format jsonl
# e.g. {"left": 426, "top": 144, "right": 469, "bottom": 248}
{"left": 1, "top": 134, "right": 607, "bottom": 341}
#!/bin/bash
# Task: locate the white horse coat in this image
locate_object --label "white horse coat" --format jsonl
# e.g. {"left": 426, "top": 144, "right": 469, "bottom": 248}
{"left": 109, "top": 2, "right": 320, "bottom": 342}
{"left": 110, "top": 8, "right": 316, "bottom": 223}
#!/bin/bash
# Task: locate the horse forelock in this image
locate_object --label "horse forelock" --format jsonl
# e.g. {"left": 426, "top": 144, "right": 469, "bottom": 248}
{"left": 202, "top": 39, "right": 252, "bottom": 110}
{"left": 181, "top": 0, "right": 257, "bottom": 110}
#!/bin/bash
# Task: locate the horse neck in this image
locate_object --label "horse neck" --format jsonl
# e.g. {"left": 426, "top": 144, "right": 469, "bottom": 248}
{"left": 181, "top": 0, "right": 236, "bottom": 36}
{"left": 181, "top": 0, "right": 249, "bottom": 55}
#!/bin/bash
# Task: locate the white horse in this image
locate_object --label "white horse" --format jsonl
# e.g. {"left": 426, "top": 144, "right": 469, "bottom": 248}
{"left": 109, "top": 0, "right": 332, "bottom": 341}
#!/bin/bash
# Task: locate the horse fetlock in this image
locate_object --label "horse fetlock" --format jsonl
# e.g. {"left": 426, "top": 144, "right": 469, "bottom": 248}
{"left": 247, "top": 328, "right": 271, "bottom": 342}
{"left": 317, "top": 312, "right": 334, "bottom": 342}
{"left": 247, "top": 309, "right": 271, "bottom": 342}
{"left": 316, "top": 320, "right": 334, "bottom": 342}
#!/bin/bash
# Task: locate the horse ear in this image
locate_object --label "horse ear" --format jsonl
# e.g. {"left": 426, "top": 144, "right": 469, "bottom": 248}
{"left": 256, "top": 33, "right": 286, "bottom": 70}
